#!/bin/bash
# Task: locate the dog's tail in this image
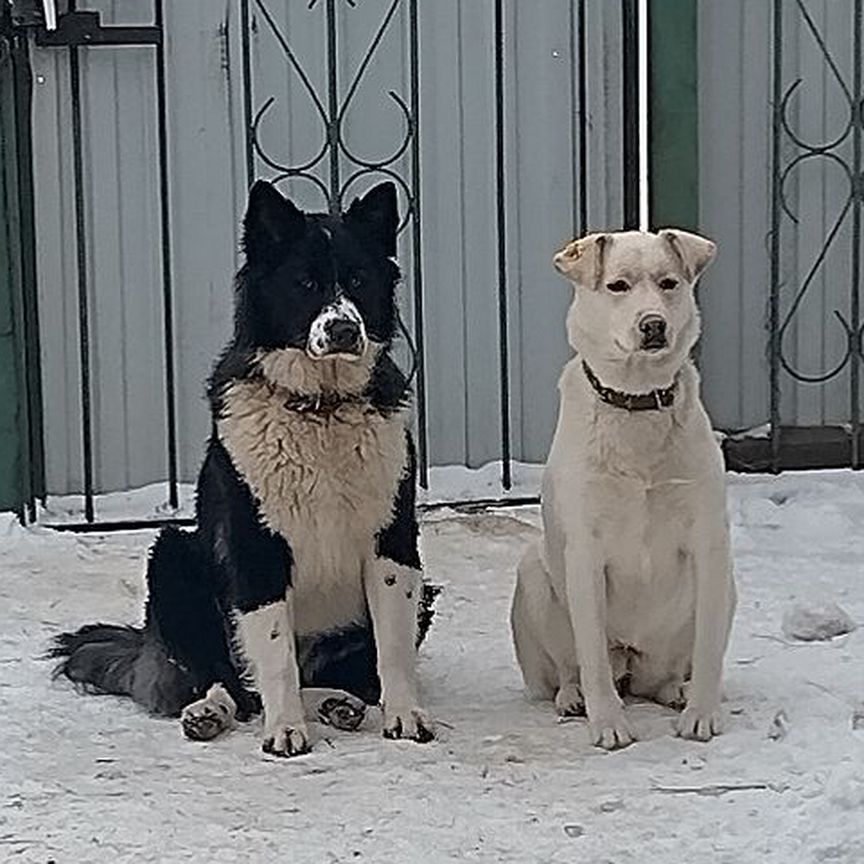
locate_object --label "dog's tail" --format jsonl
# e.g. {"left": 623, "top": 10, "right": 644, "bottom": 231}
{"left": 49, "top": 528, "right": 206, "bottom": 717}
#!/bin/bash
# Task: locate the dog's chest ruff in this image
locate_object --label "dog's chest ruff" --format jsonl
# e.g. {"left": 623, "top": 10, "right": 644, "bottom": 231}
{"left": 218, "top": 378, "right": 407, "bottom": 634}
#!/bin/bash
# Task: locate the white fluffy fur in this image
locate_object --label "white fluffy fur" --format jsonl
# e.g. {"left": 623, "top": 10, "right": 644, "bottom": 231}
{"left": 217, "top": 346, "right": 430, "bottom": 747}
{"left": 511, "top": 229, "right": 737, "bottom": 749}
{"left": 219, "top": 349, "right": 407, "bottom": 636}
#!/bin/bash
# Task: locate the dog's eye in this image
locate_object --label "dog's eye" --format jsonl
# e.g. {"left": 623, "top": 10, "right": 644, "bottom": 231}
{"left": 301, "top": 278, "right": 317, "bottom": 291}
{"left": 659, "top": 278, "right": 678, "bottom": 291}
{"left": 349, "top": 275, "right": 364, "bottom": 290}
{"left": 606, "top": 280, "right": 630, "bottom": 294}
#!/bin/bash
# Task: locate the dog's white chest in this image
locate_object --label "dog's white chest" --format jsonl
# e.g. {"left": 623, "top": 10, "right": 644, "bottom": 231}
{"left": 218, "top": 379, "right": 407, "bottom": 634}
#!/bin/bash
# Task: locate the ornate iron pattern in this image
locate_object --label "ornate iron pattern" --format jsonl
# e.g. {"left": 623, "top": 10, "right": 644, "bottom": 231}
{"left": 240, "top": 0, "right": 429, "bottom": 483}
{"left": 770, "top": 0, "right": 863, "bottom": 468}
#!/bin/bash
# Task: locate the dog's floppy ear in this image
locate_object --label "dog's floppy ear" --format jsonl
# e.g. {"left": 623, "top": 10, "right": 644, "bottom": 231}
{"left": 243, "top": 181, "right": 307, "bottom": 264}
{"left": 553, "top": 233, "right": 611, "bottom": 290}
{"left": 345, "top": 182, "right": 398, "bottom": 257}
{"left": 659, "top": 229, "right": 716, "bottom": 282}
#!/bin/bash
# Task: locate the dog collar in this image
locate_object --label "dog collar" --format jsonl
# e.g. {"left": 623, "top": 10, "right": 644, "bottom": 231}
{"left": 282, "top": 391, "right": 365, "bottom": 416}
{"left": 581, "top": 360, "right": 676, "bottom": 411}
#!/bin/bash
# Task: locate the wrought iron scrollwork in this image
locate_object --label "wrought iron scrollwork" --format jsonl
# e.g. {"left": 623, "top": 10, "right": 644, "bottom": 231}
{"left": 770, "top": 0, "right": 863, "bottom": 466}
{"left": 241, "top": 0, "right": 427, "bottom": 481}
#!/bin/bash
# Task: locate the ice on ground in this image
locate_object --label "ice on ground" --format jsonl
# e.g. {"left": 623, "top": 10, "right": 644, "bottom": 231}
{"left": 1, "top": 470, "right": 863, "bottom": 863}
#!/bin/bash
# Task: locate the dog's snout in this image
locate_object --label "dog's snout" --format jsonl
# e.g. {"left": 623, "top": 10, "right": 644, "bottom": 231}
{"left": 326, "top": 318, "right": 361, "bottom": 353}
{"left": 639, "top": 314, "right": 668, "bottom": 350}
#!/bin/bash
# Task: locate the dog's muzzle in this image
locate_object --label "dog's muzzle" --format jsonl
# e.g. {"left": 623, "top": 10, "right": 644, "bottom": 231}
{"left": 307, "top": 297, "right": 368, "bottom": 360}
{"left": 638, "top": 314, "right": 668, "bottom": 351}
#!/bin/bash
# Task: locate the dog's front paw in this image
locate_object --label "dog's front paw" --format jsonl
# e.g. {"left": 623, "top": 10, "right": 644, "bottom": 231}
{"left": 262, "top": 723, "right": 311, "bottom": 758}
{"left": 676, "top": 703, "right": 722, "bottom": 741}
{"left": 555, "top": 684, "right": 586, "bottom": 717}
{"left": 587, "top": 705, "right": 635, "bottom": 750}
{"left": 382, "top": 705, "right": 434, "bottom": 743}
{"left": 181, "top": 684, "right": 236, "bottom": 742}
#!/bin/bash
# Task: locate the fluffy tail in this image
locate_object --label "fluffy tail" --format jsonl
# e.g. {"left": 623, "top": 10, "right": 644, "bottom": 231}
{"left": 50, "top": 622, "right": 146, "bottom": 697}
{"left": 48, "top": 528, "right": 213, "bottom": 717}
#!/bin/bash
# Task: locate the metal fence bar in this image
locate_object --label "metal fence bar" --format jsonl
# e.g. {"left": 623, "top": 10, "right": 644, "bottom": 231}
{"left": 576, "top": 0, "right": 588, "bottom": 236}
{"left": 494, "top": 0, "right": 512, "bottom": 491}
{"left": 240, "top": 0, "right": 255, "bottom": 188}
{"left": 769, "top": 0, "right": 783, "bottom": 472}
{"left": 408, "top": 0, "right": 428, "bottom": 489}
{"left": 68, "top": 33, "right": 95, "bottom": 522}
{"left": 850, "top": 0, "right": 862, "bottom": 468}
{"left": 622, "top": 0, "right": 640, "bottom": 229}
{"left": 154, "top": 0, "right": 179, "bottom": 508}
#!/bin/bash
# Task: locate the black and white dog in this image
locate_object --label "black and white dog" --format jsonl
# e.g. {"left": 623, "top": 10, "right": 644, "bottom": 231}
{"left": 52, "top": 180, "right": 436, "bottom": 757}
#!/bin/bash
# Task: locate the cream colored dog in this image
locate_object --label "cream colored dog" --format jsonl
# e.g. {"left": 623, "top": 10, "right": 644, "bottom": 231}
{"left": 511, "top": 229, "right": 736, "bottom": 749}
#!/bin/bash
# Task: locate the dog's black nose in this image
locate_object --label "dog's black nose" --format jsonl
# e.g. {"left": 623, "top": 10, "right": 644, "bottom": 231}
{"left": 639, "top": 315, "right": 668, "bottom": 349}
{"left": 326, "top": 318, "right": 361, "bottom": 352}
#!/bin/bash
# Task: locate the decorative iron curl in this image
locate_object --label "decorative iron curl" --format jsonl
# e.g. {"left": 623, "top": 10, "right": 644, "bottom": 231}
{"left": 248, "top": 0, "right": 416, "bottom": 214}
{"left": 773, "top": 0, "right": 863, "bottom": 385}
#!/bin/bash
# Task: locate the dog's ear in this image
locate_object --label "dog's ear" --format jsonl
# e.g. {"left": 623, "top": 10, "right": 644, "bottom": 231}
{"left": 345, "top": 182, "right": 398, "bottom": 257}
{"left": 659, "top": 229, "right": 716, "bottom": 282}
{"left": 243, "top": 181, "right": 307, "bottom": 264}
{"left": 553, "top": 233, "right": 611, "bottom": 289}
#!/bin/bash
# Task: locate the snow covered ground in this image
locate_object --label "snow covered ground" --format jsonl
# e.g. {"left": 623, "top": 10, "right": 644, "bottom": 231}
{"left": 1, "top": 470, "right": 863, "bottom": 863}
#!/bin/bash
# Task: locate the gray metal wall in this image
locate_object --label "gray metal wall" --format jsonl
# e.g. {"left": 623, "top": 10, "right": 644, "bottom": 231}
{"left": 699, "top": 0, "right": 861, "bottom": 431}
{"left": 31, "top": 0, "right": 625, "bottom": 496}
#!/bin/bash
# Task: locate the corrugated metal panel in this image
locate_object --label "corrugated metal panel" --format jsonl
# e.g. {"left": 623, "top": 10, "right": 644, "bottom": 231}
{"left": 699, "top": 0, "right": 860, "bottom": 431}
{"left": 32, "top": 0, "right": 625, "bottom": 496}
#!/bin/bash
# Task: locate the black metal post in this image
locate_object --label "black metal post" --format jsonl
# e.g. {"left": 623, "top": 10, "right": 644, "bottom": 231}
{"left": 325, "top": 0, "right": 341, "bottom": 212}
{"left": 68, "top": 35, "right": 95, "bottom": 522}
{"left": 850, "top": 0, "right": 862, "bottom": 468}
{"left": 621, "top": 0, "right": 640, "bottom": 229}
{"left": 241, "top": 0, "right": 255, "bottom": 187}
{"left": 769, "top": 0, "right": 783, "bottom": 472}
{"left": 408, "top": 0, "right": 428, "bottom": 489}
{"left": 154, "top": 0, "right": 179, "bottom": 509}
{"left": 494, "top": 0, "right": 512, "bottom": 490}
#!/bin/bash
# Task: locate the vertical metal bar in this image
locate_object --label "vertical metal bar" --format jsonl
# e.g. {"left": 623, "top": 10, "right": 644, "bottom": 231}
{"left": 325, "top": 0, "right": 340, "bottom": 212}
{"left": 621, "top": 0, "right": 640, "bottom": 229}
{"left": 241, "top": 0, "right": 255, "bottom": 187}
{"left": 68, "top": 43, "right": 95, "bottom": 522}
{"left": 769, "top": 0, "right": 783, "bottom": 473}
{"left": 850, "top": 0, "right": 862, "bottom": 468}
{"left": 11, "top": 30, "right": 44, "bottom": 520}
{"left": 494, "top": 0, "right": 512, "bottom": 490}
{"left": 408, "top": 0, "right": 428, "bottom": 488}
{"left": 577, "top": 0, "right": 588, "bottom": 236}
{"left": 154, "top": 0, "right": 179, "bottom": 508}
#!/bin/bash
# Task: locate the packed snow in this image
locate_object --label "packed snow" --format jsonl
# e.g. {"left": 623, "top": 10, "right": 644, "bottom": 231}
{"left": 1, "top": 470, "right": 863, "bottom": 863}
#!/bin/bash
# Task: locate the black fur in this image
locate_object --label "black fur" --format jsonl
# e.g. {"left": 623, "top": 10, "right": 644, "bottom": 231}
{"left": 50, "top": 181, "right": 436, "bottom": 719}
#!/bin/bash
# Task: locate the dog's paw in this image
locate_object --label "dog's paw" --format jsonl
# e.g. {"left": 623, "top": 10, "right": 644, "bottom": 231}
{"left": 655, "top": 680, "right": 689, "bottom": 711}
{"left": 555, "top": 684, "right": 586, "bottom": 717}
{"left": 382, "top": 705, "right": 435, "bottom": 743}
{"left": 181, "top": 685, "right": 236, "bottom": 742}
{"left": 318, "top": 695, "right": 367, "bottom": 732}
{"left": 676, "top": 704, "right": 722, "bottom": 741}
{"left": 262, "top": 723, "right": 311, "bottom": 758}
{"left": 587, "top": 707, "right": 635, "bottom": 750}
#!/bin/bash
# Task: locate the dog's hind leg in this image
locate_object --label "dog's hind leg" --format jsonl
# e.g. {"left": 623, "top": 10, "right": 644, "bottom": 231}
{"left": 145, "top": 527, "right": 259, "bottom": 737}
{"left": 511, "top": 541, "right": 584, "bottom": 716}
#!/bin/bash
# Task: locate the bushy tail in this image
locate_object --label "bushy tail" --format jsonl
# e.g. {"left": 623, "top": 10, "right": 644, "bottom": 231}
{"left": 50, "top": 623, "right": 145, "bottom": 698}
{"left": 48, "top": 527, "right": 212, "bottom": 718}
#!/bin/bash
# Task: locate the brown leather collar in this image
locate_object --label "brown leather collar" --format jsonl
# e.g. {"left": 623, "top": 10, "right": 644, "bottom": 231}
{"left": 582, "top": 360, "right": 677, "bottom": 411}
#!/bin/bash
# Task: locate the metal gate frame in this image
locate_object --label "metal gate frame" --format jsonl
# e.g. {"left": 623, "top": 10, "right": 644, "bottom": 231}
{"left": 6, "top": 0, "right": 642, "bottom": 530}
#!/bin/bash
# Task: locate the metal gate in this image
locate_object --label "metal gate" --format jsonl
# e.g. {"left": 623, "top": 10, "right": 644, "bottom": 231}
{"left": 7, "top": 0, "right": 636, "bottom": 527}
{"left": 699, "top": 0, "right": 864, "bottom": 472}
